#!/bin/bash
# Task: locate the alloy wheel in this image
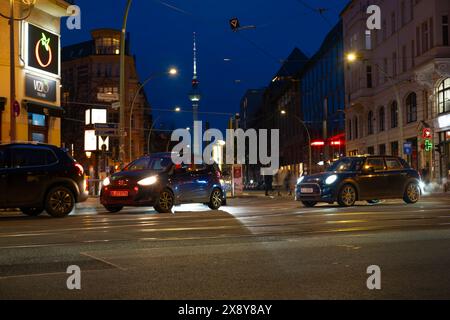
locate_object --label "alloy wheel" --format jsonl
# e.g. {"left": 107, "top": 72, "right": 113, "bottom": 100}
{"left": 341, "top": 185, "right": 356, "bottom": 206}
{"left": 406, "top": 183, "right": 420, "bottom": 203}
{"left": 49, "top": 190, "right": 73, "bottom": 215}
{"left": 159, "top": 191, "right": 174, "bottom": 211}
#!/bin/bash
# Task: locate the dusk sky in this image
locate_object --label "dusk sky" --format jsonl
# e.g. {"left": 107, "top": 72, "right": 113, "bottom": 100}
{"left": 62, "top": 0, "right": 349, "bottom": 132}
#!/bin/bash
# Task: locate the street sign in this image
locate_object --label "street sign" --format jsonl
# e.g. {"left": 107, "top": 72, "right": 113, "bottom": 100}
{"left": 403, "top": 142, "right": 413, "bottom": 155}
{"left": 111, "top": 102, "right": 120, "bottom": 110}
{"left": 422, "top": 128, "right": 432, "bottom": 139}
{"left": 229, "top": 17, "right": 240, "bottom": 31}
{"left": 94, "top": 123, "right": 118, "bottom": 130}
{"left": 95, "top": 130, "right": 119, "bottom": 137}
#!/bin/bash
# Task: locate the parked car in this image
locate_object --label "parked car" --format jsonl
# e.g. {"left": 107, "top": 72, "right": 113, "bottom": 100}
{"left": 100, "top": 153, "right": 225, "bottom": 213}
{"left": 296, "top": 156, "right": 422, "bottom": 207}
{"left": 0, "top": 143, "right": 88, "bottom": 217}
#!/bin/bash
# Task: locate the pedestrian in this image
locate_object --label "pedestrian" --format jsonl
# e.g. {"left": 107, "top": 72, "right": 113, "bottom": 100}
{"left": 264, "top": 174, "right": 273, "bottom": 196}
{"left": 284, "top": 170, "right": 293, "bottom": 196}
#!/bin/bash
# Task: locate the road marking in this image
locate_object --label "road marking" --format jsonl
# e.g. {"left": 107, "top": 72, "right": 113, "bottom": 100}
{"left": 80, "top": 252, "right": 127, "bottom": 271}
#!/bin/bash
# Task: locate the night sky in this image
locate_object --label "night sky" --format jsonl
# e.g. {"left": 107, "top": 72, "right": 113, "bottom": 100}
{"left": 61, "top": 0, "right": 349, "bottom": 132}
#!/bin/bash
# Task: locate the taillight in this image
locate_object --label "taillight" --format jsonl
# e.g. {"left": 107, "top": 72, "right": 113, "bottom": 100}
{"left": 74, "top": 163, "right": 84, "bottom": 176}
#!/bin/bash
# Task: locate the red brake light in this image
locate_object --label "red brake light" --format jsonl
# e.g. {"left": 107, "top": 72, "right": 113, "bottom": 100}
{"left": 74, "top": 163, "right": 84, "bottom": 175}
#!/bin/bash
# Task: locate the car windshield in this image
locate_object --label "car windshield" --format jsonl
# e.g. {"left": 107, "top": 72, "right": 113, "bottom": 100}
{"left": 125, "top": 156, "right": 173, "bottom": 172}
{"left": 327, "top": 158, "right": 363, "bottom": 172}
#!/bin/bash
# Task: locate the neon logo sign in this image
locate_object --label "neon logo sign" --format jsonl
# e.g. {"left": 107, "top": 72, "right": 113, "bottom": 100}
{"left": 35, "top": 33, "right": 53, "bottom": 68}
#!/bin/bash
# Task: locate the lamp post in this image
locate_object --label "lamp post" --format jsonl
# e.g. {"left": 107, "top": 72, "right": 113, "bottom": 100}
{"left": 281, "top": 110, "right": 313, "bottom": 175}
{"left": 0, "top": 0, "right": 35, "bottom": 142}
{"left": 128, "top": 68, "right": 177, "bottom": 161}
{"left": 119, "top": 0, "right": 133, "bottom": 166}
{"left": 346, "top": 52, "right": 404, "bottom": 158}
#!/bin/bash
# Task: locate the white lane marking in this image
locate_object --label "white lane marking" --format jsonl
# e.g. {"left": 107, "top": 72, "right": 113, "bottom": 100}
{"left": 80, "top": 252, "right": 127, "bottom": 271}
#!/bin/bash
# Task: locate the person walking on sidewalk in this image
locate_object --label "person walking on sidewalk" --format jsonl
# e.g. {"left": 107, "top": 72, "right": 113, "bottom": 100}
{"left": 264, "top": 173, "right": 273, "bottom": 196}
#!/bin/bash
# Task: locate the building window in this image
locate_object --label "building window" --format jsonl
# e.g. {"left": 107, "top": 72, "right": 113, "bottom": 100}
{"left": 406, "top": 92, "right": 417, "bottom": 123}
{"left": 401, "top": 1, "right": 406, "bottom": 26}
{"left": 392, "top": 52, "right": 397, "bottom": 77}
{"left": 379, "top": 107, "right": 385, "bottom": 132}
{"left": 391, "top": 12, "right": 396, "bottom": 35}
{"left": 368, "top": 111, "right": 374, "bottom": 135}
{"left": 28, "top": 113, "right": 48, "bottom": 143}
{"left": 348, "top": 119, "right": 352, "bottom": 141}
{"left": 422, "top": 21, "right": 429, "bottom": 53}
{"left": 95, "top": 37, "right": 120, "bottom": 55}
{"left": 437, "top": 78, "right": 450, "bottom": 114}
{"left": 379, "top": 144, "right": 386, "bottom": 155}
{"left": 391, "top": 101, "right": 399, "bottom": 128}
{"left": 368, "top": 146, "right": 375, "bottom": 155}
{"left": 354, "top": 117, "right": 359, "bottom": 139}
{"left": 391, "top": 141, "right": 399, "bottom": 156}
{"left": 443, "top": 15, "right": 449, "bottom": 46}
{"left": 402, "top": 45, "right": 407, "bottom": 73}
{"left": 366, "top": 66, "right": 373, "bottom": 88}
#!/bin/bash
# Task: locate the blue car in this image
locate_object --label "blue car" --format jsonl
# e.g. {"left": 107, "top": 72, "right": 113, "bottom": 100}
{"left": 296, "top": 156, "right": 422, "bottom": 207}
{"left": 101, "top": 153, "right": 224, "bottom": 213}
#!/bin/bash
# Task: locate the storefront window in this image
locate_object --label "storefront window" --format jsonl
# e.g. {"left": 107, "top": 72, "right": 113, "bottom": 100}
{"left": 437, "top": 78, "right": 450, "bottom": 114}
{"left": 28, "top": 113, "right": 48, "bottom": 143}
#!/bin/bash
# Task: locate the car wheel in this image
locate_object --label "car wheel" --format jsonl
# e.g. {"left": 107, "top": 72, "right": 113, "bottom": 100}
{"left": 338, "top": 184, "right": 357, "bottom": 207}
{"left": 104, "top": 206, "right": 123, "bottom": 213}
{"left": 20, "top": 207, "right": 44, "bottom": 217}
{"left": 403, "top": 182, "right": 420, "bottom": 204}
{"left": 302, "top": 201, "right": 317, "bottom": 208}
{"left": 45, "top": 186, "right": 75, "bottom": 218}
{"left": 367, "top": 200, "right": 380, "bottom": 204}
{"left": 208, "top": 188, "right": 223, "bottom": 210}
{"left": 154, "top": 189, "right": 174, "bottom": 213}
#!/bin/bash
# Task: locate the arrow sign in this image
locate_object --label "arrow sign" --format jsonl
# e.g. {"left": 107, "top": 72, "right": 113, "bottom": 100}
{"left": 229, "top": 17, "right": 240, "bottom": 31}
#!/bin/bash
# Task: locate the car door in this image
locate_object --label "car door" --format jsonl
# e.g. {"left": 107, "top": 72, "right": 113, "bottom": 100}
{"left": 7, "top": 146, "right": 52, "bottom": 207}
{"left": 356, "top": 157, "right": 389, "bottom": 199}
{"left": 170, "top": 165, "right": 195, "bottom": 203}
{"left": 385, "top": 157, "right": 408, "bottom": 197}
{"left": 0, "top": 147, "right": 9, "bottom": 207}
{"left": 187, "top": 164, "right": 211, "bottom": 202}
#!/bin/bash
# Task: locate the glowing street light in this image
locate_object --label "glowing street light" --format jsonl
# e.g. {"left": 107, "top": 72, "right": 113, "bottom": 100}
{"left": 175, "top": 107, "right": 181, "bottom": 112}
{"left": 346, "top": 52, "right": 358, "bottom": 63}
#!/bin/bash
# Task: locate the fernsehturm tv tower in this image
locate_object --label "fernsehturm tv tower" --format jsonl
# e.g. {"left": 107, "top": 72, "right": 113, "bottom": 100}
{"left": 189, "top": 32, "right": 202, "bottom": 160}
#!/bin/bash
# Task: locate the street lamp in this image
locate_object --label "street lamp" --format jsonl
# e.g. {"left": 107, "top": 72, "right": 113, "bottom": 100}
{"left": 346, "top": 51, "right": 404, "bottom": 158}
{"left": 280, "top": 110, "right": 313, "bottom": 175}
{"left": 119, "top": 0, "right": 133, "bottom": 165}
{"left": 174, "top": 107, "right": 181, "bottom": 112}
{"left": 129, "top": 68, "right": 178, "bottom": 161}
{"left": 0, "top": 0, "right": 36, "bottom": 142}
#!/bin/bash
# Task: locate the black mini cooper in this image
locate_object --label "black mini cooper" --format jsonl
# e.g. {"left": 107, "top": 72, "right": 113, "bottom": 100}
{"left": 296, "top": 156, "right": 422, "bottom": 207}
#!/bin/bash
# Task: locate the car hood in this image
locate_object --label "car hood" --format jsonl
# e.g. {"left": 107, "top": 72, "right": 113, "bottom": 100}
{"left": 111, "top": 170, "right": 164, "bottom": 183}
{"left": 301, "top": 172, "right": 337, "bottom": 184}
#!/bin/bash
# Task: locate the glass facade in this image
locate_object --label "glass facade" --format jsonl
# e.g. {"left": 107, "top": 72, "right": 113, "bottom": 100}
{"left": 300, "top": 22, "right": 345, "bottom": 140}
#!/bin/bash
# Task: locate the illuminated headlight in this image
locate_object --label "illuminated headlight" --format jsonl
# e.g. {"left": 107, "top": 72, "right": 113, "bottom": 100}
{"left": 325, "top": 175, "right": 338, "bottom": 185}
{"left": 419, "top": 181, "right": 425, "bottom": 192}
{"left": 138, "top": 176, "right": 158, "bottom": 186}
{"left": 103, "top": 177, "right": 111, "bottom": 187}
{"left": 297, "top": 176, "right": 305, "bottom": 185}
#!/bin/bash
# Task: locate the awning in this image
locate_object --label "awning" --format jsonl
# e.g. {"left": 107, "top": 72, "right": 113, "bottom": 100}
{"left": 23, "top": 100, "right": 65, "bottom": 118}
{"left": 0, "top": 97, "right": 6, "bottom": 112}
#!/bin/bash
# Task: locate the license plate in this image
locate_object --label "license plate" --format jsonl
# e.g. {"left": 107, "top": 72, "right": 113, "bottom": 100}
{"left": 110, "top": 191, "right": 129, "bottom": 197}
{"left": 301, "top": 188, "right": 314, "bottom": 194}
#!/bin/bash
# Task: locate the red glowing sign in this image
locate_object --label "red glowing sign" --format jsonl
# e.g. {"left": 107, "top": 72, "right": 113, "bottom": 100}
{"left": 422, "top": 128, "right": 432, "bottom": 139}
{"left": 311, "top": 141, "right": 325, "bottom": 147}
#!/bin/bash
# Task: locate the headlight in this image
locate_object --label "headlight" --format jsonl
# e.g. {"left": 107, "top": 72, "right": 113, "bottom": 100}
{"left": 297, "top": 176, "right": 305, "bottom": 184}
{"left": 103, "top": 177, "right": 111, "bottom": 187}
{"left": 137, "top": 176, "right": 158, "bottom": 186}
{"left": 325, "top": 175, "right": 338, "bottom": 185}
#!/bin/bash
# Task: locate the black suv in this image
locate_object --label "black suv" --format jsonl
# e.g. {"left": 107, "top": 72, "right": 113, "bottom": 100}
{"left": 0, "top": 143, "right": 88, "bottom": 217}
{"left": 296, "top": 156, "right": 422, "bottom": 207}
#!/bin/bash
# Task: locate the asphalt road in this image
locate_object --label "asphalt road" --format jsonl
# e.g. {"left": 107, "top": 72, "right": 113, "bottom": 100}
{"left": 0, "top": 193, "right": 450, "bottom": 299}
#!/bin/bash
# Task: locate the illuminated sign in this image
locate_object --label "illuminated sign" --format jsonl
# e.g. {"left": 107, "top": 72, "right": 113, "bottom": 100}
{"left": 438, "top": 114, "right": 450, "bottom": 129}
{"left": 424, "top": 139, "right": 433, "bottom": 152}
{"left": 25, "top": 74, "right": 56, "bottom": 102}
{"left": 422, "top": 128, "right": 432, "bottom": 139}
{"left": 26, "top": 23, "right": 59, "bottom": 76}
{"left": 311, "top": 141, "right": 325, "bottom": 147}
